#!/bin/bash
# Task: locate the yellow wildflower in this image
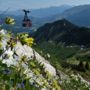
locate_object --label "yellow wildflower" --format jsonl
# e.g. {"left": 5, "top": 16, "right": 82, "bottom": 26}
{"left": 0, "top": 43, "right": 2, "bottom": 48}
{"left": 25, "top": 37, "right": 34, "bottom": 47}
{"left": 5, "top": 17, "right": 15, "bottom": 25}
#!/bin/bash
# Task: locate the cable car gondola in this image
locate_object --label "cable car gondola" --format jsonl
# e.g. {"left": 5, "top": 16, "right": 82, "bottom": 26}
{"left": 22, "top": 9, "right": 32, "bottom": 28}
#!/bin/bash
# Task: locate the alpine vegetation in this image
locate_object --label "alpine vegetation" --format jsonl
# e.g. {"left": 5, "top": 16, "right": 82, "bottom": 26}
{"left": 0, "top": 17, "right": 90, "bottom": 90}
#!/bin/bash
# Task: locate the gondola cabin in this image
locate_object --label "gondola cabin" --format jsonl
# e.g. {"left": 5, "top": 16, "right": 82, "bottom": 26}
{"left": 22, "top": 9, "right": 32, "bottom": 27}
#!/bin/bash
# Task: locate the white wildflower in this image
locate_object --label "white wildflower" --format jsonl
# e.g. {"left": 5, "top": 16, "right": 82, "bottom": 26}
{"left": 41, "top": 88, "right": 47, "bottom": 90}
{"left": 0, "top": 29, "right": 7, "bottom": 35}
{"left": 22, "top": 63, "right": 28, "bottom": 69}
{"left": 4, "top": 48, "right": 13, "bottom": 57}
{"left": 29, "top": 78, "right": 34, "bottom": 85}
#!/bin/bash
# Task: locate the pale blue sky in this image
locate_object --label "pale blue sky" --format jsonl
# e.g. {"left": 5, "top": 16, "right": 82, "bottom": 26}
{"left": 0, "top": 0, "right": 90, "bottom": 11}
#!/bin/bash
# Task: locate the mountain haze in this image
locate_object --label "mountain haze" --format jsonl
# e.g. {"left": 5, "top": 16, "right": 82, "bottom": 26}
{"left": 52, "top": 4, "right": 90, "bottom": 27}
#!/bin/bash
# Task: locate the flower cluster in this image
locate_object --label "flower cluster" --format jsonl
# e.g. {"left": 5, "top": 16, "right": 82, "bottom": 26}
{"left": 0, "top": 29, "right": 61, "bottom": 90}
{"left": 17, "top": 33, "right": 34, "bottom": 47}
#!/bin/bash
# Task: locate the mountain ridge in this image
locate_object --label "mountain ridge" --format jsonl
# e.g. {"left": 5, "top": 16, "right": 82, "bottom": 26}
{"left": 34, "top": 19, "right": 90, "bottom": 47}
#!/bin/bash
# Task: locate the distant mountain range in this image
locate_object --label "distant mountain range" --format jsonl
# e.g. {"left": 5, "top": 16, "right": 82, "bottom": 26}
{"left": 52, "top": 4, "right": 90, "bottom": 27}
{"left": 31, "top": 4, "right": 90, "bottom": 27}
{"left": 30, "top": 5, "right": 72, "bottom": 18}
{"left": 1, "top": 4, "right": 90, "bottom": 32}
{"left": 0, "top": 5, "right": 72, "bottom": 32}
{"left": 2, "top": 5, "right": 72, "bottom": 18}
{"left": 34, "top": 19, "right": 90, "bottom": 47}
